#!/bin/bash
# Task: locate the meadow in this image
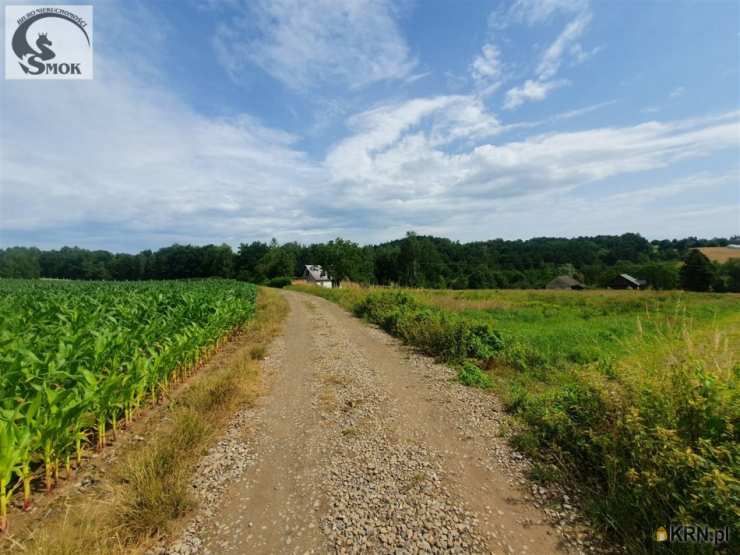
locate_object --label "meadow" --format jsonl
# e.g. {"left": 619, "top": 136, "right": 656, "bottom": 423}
{"left": 0, "top": 279, "right": 257, "bottom": 532}
{"left": 291, "top": 284, "right": 740, "bottom": 553}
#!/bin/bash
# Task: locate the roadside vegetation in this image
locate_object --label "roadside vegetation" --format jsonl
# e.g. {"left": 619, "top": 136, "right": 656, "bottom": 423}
{"left": 291, "top": 284, "right": 739, "bottom": 553}
{"left": 0, "top": 281, "right": 286, "bottom": 554}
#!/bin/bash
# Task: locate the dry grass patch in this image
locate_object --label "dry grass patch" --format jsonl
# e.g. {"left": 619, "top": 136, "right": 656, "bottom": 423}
{"left": 249, "top": 345, "right": 267, "bottom": 360}
{"left": 698, "top": 246, "right": 740, "bottom": 263}
{"left": 25, "top": 506, "right": 126, "bottom": 555}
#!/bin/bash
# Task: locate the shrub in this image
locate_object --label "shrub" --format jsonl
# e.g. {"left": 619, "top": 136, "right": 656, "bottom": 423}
{"left": 458, "top": 362, "right": 492, "bottom": 389}
{"left": 354, "top": 291, "right": 503, "bottom": 363}
{"left": 505, "top": 361, "right": 739, "bottom": 552}
{"left": 266, "top": 276, "right": 292, "bottom": 288}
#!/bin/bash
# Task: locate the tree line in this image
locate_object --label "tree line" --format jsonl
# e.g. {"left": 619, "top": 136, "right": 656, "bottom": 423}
{"left": 1, "top": 233, "right": 738, "bottom": 292}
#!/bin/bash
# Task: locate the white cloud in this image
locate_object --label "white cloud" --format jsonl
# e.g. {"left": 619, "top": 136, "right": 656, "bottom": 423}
{"left": 0, "top": 56, "right": 326, "bottom": 249}
{"left": 569, "top": 43, "right": 603, "bottom": 65}
{"left": 602, "top": 172, "right": 735, "bottom": 205}
{"left": 511, "top": 172, "right": 738, "bottom": 241}
{"left": 504, "top": 79, "right": 568, "bottom": 109}
{"left": 497, "top": 0, "right": 596, "bottom": 110}
{"left": 1, "top": 1, "right": 737, "bottom": 249}
{"left": 470, "top": 42, "right": 503, "bottom": 94}
{"left": 549, "top": 100, "right": 617, "bottom": 120}
{"left": 537, "top": 10, "right": 592, "bottom": 80}
{"left": 491, "top": 0, "right": 588, "bottom": 28}
{"left": 323, "top": 100, "right": 739, "bottom": 231}
{"left": 4, "top": 46, "right": 737, "bottom": 249}
{"left": 213, "top": 0, "right": 416, "bottom": 90}
{"left": 326, "top": 95, "right": 501, "bottom": 184}
{"left": 404, "top": 71, "right": 432, "bottom": 84}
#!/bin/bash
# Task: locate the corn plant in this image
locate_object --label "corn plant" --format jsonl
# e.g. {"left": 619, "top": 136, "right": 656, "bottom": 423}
{"left": 0, "top": 279, "right": 257, "bottom": 530}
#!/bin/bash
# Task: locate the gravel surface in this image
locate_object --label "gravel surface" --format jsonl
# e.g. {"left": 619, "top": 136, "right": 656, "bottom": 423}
{"left": 161, "top": 291, "right": 609, "bottom": 555}
{"left": 311, "top": 311, "right": 490, "bottom": 554}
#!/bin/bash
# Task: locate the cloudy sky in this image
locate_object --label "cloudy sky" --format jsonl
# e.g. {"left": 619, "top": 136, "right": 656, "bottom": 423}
{"left": 1, "top": 0, "right": 738, "bottom": 252}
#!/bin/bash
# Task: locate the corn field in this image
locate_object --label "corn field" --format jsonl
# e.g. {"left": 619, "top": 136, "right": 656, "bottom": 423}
{"left": 0, "top": 279, "right": 257, "bottom": 530}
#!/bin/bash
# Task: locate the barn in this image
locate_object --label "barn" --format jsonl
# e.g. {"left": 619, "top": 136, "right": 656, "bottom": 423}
{"left": 302, "top": 265, "right": 334, "bottom": 288}
{"left": 546, "top": 275, "right": 585, "bottom": 290}
{"left": 609, "top": 273, "right": 646, "bottom": 290}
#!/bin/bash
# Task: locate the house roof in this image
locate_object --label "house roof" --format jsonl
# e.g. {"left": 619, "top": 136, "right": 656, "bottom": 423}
{"left": 546, "top": 275, "right": 585, "bottom": 289}
{"left": 618, "top": 273, "right": 645, "bottom": 286}
{"left": 304, "top": 264, "right": 331, "bottom": 281}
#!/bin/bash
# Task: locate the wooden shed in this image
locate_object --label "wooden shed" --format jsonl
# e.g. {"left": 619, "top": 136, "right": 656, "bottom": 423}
{"left": 609, "top": 273, "right": 646, "bottom": 290}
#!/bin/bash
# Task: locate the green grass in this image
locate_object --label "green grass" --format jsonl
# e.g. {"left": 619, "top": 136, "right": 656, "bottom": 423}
{"left": 290, "top": 284, "right": 740, "bottom": 553}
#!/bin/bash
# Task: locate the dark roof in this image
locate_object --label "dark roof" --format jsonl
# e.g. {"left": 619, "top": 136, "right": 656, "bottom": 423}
{"left": 304, "top": 265, "right": 331, "bottom": 281}
{"left": 546, "top": 275, "right": 585, "bottom": 289}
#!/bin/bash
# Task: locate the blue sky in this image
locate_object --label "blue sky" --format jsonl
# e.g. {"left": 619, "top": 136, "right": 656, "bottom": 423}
{"left": 1, "top": 0, "right": 738, "bottom": 252}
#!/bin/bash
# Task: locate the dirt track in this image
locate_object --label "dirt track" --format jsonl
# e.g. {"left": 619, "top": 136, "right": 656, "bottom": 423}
{"left": 174, "top": 290, "right": 576, "bottom": 554}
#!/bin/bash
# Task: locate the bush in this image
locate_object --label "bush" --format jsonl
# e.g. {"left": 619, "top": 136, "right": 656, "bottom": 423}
{"left": 354, "top": 291, "right": 503, "bottom": 363}
{"left": 458, "top": 362, "right": 493, "bottom": 388}
{"left": 266, "top": 276, "right": 292, "bottom": 288}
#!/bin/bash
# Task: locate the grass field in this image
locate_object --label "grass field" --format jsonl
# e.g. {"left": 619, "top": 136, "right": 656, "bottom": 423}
{"left": 698, "top": 246, "right": 740, "bottom": 263}
{"left": 291, "top": 284, "right": 740, "bottom": 553}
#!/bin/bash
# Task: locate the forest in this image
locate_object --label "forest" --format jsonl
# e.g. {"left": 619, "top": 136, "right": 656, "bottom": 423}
{"left": 1, "top": 233, "right": 738, "bottom": 292}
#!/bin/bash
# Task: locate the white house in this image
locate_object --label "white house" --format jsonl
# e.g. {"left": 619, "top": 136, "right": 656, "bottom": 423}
{"left": 303, "top": 265, "right": 334, "bottom": 288}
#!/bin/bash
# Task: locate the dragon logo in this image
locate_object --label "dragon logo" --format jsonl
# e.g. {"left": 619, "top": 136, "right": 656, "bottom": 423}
{"left": 16, "top": 30, "right": 57, "bottom": 73}
{"left": 6, "top": 6, "right": 93, "bottom": 79}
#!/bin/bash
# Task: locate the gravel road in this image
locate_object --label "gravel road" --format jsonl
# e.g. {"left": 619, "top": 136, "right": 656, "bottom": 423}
{"left": 169, "top": 290, "right": 599, "bottom": 555}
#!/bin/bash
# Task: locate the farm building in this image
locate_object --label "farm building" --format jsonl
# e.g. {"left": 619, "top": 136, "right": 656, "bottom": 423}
{"left": 302, "top": 265, "right": 334, "bottom": 288}
{"left": 609, "top": 273, "right": 646, "bottom": 290}
{"left": 546, "top": 275, "right": 585, "bottom": 290}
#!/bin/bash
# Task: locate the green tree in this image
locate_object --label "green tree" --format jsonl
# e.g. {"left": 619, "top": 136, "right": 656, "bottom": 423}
{"left": 236, "top": 241, "right": 269, "bottom": 282}
{"left": 679, "top": 250, "right": 714, "bottom": 291}
{"left": 713, "top": 259, "right": 740, "bottom": 292}
{"left": 468, "top": 265, "right": 494, "bottom": 289}
{"left": 0, "top": 247, "right": 41, "bottom": 278}
{"left": 724, "top": 259, "right": 740, "bottom": 292}
{"left": 639, "top": 263, "right": 679, "bottom": 290}
{"left": 202, "top": 244, "right": 234, "bottom": 278}
{"left": 316, "top": 238, "right": 373, "bottom": 285}
{"left": 256, "top": 239, "right": 296, "bottom": 279}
